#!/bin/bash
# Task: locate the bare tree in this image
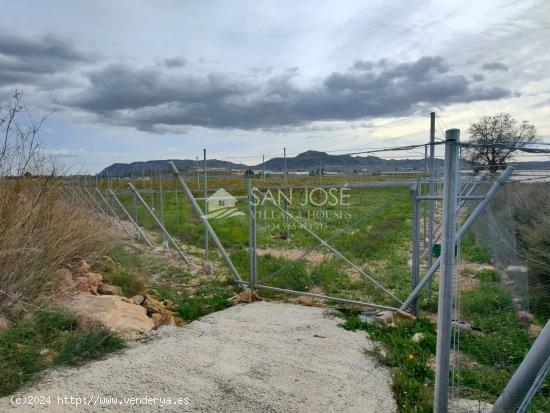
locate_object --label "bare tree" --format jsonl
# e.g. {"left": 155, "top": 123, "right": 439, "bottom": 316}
{"left": 0, "top": 90, "right": 47, "bottom": 177}
{"left": 465, "top": 113, "right": 538, "bottom": 173}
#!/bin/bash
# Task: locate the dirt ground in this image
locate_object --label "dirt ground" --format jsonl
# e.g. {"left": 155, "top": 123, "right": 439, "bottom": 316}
{"left": 0, "top": 302, "right": 396, "bottom": 413}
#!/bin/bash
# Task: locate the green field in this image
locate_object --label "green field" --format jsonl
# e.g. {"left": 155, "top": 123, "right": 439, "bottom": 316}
{"left": 109, "top": 183, "right": 414, "bottom": 307}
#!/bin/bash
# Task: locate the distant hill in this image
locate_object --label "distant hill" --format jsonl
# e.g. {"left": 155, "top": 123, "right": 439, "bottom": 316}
{"left": 255, "top": 150, "right": 443, "bottom": 172}
{"left": 99, "top": 150, "right": 549, "bottom": 177}
{"left": 98, "top": 159, "right": 247, "bottom": 177}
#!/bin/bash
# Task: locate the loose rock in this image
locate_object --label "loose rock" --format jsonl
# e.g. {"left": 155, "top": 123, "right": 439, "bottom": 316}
{"left": 98, "top": 283, "right": 123, "bottom": 296}
{"left": 65, "top": 294, "right": 154, "bottom": 339}
{"left": 452, "top": 320, "right": 472, "bottom": 332}
{"left": 230, "top": 291, "right": 255, "bottom": 304}
{"left": 132, "top": 295, "right": 145, "bottom": 305}
{"left": 142, "top": 294, "right": 164, "bottom": 316}
{"left": 75, "top": 272, "right": 103, "bottom": 295}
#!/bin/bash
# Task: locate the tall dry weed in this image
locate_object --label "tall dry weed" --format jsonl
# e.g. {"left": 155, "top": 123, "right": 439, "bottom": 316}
{"left": 0, "top": 177, "right": 111, "bottom": 311}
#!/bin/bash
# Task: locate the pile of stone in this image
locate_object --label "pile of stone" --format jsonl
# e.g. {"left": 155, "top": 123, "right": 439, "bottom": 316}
{"left": 55, "top": 260, "right": 178, "bottom": 339}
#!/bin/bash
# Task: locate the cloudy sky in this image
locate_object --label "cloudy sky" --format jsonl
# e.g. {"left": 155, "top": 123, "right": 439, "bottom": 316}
{"left": 1, "top": 0, "right": 549, "bottom": 172}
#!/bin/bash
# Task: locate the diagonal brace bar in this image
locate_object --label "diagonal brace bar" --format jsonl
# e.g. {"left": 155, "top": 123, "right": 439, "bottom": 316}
{"left": 108, "top": 189, "right": 154, "bottom": 247}
{"left": 262, "top": 193, "right": 403, "bottom": 305}
{"left": 128, "top": 183, "right": 192, "bottom": 266}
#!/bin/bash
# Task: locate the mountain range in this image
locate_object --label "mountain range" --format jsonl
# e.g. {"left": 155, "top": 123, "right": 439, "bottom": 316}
{"left": 98, "top": 150, "right": 547, "bottom": 176}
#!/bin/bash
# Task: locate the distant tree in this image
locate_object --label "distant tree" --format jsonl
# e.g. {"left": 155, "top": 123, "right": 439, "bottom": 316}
{"left": 465, "top": 113, "right": 538, "bottom": 173}
{"left": 244, "top": 169, "right": 254, "bottom": 179}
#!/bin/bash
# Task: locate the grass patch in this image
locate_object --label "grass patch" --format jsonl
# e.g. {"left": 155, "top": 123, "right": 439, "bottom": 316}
{"left": 151, "top": 281, "right": 236, "bottom": 322}
{"left": 460, "top": 230, "right": 491, "bottom": 264}
{"left": 93, "top": 246, "right": 147, "bottom": 297}
{"left": 0, "top": 308, "right": 125, "bottom": 396}
{"left": 341, "top": 311, "right": 436, "bottom": 412}
{"left": 457, "top": 268, "right": 537, "bottom": 403}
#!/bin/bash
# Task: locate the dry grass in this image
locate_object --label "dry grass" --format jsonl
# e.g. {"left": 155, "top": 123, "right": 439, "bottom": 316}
{"left": 0, "top": 177, "right": 111, "bottom": 312}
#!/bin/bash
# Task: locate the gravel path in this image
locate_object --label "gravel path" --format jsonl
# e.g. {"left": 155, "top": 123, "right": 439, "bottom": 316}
{"left": 1, "top": 302, "right": 396, "bottom": 412}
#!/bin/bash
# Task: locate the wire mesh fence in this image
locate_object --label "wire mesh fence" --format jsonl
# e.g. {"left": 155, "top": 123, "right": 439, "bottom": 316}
{"left": 62, "top": 137, "right": 550, "bottom": 412}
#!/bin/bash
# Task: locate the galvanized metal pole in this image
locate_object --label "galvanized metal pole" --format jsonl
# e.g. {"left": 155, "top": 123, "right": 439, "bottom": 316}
{"left": 283, "top": 147, "right": 289, "bottom": 239}
{"left": 247, "top": 179, "right": 257, "bottom": 293}
{"left": 400, "top": 166, "right": 513, "bottom": 311}
{"left": 262, "top": 155, "right": 266, "bottom": 183}
{"left": 426, "top": 145, "right": 429, "bottom": 250}
{"left": 203, "top": 149, "right": 209, "bottom": 262}
{"left": 427, "top": 112, "right": 437, "bottom": 296}
{"left": 108, "top": 189, "right": 154, "bottom": 247}
{"left": 158, "top": 170, "right": 166, "bottom": 244}
{"left": 434, "top": 129, "right": 460, "bottom": 413}
{"left": 128, "top": 183, "right": 192, "bottom": 266}
{"left": 169, "top": 161, "right": 245, "bottom": 288}
{"left": 283, "top": 147, "right": 288, "bottom": 187}
{"left": 517, "top": 356, "right": 550, "bottom": 413}
{"left": 411, "top": 179, "right": 421, "bottom": 316}
{"left": 493, "top": 320, "right": 550, "bottom": 413}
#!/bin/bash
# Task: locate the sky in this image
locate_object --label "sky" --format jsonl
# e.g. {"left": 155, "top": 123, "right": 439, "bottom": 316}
{"left": 1, "top": 0, "right": 549, "bottom": 173}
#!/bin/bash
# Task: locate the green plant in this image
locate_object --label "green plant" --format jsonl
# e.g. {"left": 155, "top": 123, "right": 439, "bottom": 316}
{"left": 93, "top": 247, "right": 147, "bottom": 297}
{"left": 341, "top": 311, "right": 436, "bottom": 412}
{"left": 460, "top": 231, "right": 491, "bottom": 264}
{"left": 0, "top": 308, "right": 125, "bottom": 396}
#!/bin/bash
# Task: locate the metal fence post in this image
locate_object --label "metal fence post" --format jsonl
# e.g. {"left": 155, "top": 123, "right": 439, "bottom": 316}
{"left": 248, "top": 179, "right": 257, "bottom": 293}
{"left": 158, "top": 170, "right": 166, "bottom": 244}
{"left": 493, "top": 320, "right": 550, "bottom": 413}
{"left": 427, "top": 112, "right": 436, "bottom": 297}
{"left": 283, "top": 147, "right": 290, "bottom": 239}
{"left": 434, "top": 129, "right": 460, "bottom": 413}
{"left": 203, "top": 149, "right": 209, "bottom": 262}
{"left": 411, "top": 179, "right": 421, "bottom": 316}
{"left": 128, "top": 183, "right": 192, "bottom": 266}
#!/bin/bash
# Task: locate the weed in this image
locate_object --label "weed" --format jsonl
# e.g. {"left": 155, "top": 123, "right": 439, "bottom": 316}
{"left": 341, "top": 311, "right": 436, "bottom": 412}
{"left": 0, "top": 308, "right": 125, "bottom": 396}
{"left": 151, "top": 281, "right": 236, "bottom": 322}
{"left": 93, "top": 246, "right": 147, "bottom": 297}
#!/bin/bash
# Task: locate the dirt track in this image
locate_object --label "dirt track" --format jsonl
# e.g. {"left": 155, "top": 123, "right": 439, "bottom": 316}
{"left": 0, "top": 302, "right": 396, "bottom": 412}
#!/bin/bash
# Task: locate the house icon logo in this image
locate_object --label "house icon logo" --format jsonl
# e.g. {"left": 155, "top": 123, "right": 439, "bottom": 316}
{"left": 206, "top": 188, "right": 246, "bottom": 219}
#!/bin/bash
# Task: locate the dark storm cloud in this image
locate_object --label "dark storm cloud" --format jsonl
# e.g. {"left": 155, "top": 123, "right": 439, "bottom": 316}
{"left": 481, "top": 62, "right": 509, "bottom": 72}
{"left": 472, "top": 74, "right": 485, "bottom": 81}
{"left": 65, "top": 56, "right": 512, "bottom": 131}
{"left": 162, "top": 57, "right": 186, "bottom": 68}
{"left": 0, "top": 31, "right": 92, "bottom": 85}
